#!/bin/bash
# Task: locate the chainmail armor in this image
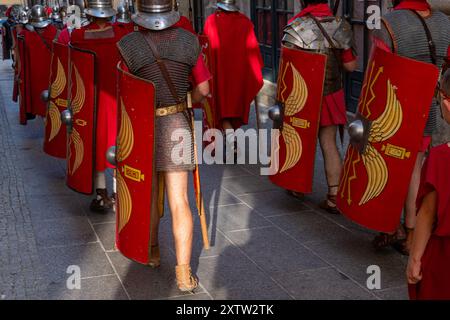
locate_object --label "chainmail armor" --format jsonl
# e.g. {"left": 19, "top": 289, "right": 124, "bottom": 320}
{"left": 118, "top": 28, "right": 200, "bottom": 172}
{"left": 374, "top": 10, "right": 450, "bottom": 136}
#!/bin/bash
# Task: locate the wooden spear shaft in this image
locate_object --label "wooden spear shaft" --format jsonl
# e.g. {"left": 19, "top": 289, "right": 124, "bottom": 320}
{"left": 188, "top": 93, "right": 210, "bottom": 250}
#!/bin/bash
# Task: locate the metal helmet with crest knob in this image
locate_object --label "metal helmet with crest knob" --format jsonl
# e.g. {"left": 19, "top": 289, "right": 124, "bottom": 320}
{"left": 84, "top": 0, "right": 116, "bottom": 19}
{"left": 132, "top": 0, "right": 180, "bottom": 31}
{"left": 216, "top": 0, "right": 239, "bottom": 12}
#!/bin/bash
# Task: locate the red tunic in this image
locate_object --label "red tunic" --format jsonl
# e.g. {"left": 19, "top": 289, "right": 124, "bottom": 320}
{"left": 409, "top": 143, "right": 450, "bottom": 300}
{"left": 70, "top": 22, "right": 130, "bottom": 171}
{"left": 204, "top": 11, "right": 264, "bottom": 129}
{"left": 290, "top": 4, "right": 357, "bottom": 127}
{"left": 19, "top": 25, "right": 58, "bottom": 117}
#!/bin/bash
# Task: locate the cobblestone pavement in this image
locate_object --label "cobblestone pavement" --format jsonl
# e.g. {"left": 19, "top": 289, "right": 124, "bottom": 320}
{"left": 0, "top": 57, "right": 409, "bottom": 300}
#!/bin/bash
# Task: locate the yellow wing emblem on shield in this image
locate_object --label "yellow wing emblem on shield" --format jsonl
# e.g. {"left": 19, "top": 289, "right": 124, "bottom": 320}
{"left": 68, "top": 128, "right": 84, "bottom": 175}
{"left": 117, "top": 99, "right": 135, "bottom": 233}
{"left": 117, "top": 171, "right": 132, "bottom": 233}
{"left": 117, "top": 99, "right": 134, "bottom": 162}
{"left": 359, "top": 80, "right": 403, "bottom": 205}
{"left": 68, "top": 64, "right": 86, "bottom": 176}
{"left": 48, "top": 102, "right": 62, "bottom": 142}
{"left": 279, "top": 62, "right": 308, "bottom": 173}
{"left": 71, "top": 65, "right": 85, "bottom": 115}
{"left": 50, "top": 58, "right": 66, "bottom": 99}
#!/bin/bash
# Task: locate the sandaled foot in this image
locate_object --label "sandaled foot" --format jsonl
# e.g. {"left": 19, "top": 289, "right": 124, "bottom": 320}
{"left": 89, "top": 188, "right": 113, "bottom": 213}
{"left": 175, "top": 264, "right": 198, "bottom": 292}
{"left": 148, "top": 245, "right": 161, "bottom": 268}
{"left": 392, "top": 225, "right": 414, "bottom": 256}
{"left": 319, "top": 194, "right": 339, "bottom": 214}
{"left": 372, "top": 232, "right": 398, "bottom": 250}
{"left": 287, "top": 190, "right": 305, "bottom": 200}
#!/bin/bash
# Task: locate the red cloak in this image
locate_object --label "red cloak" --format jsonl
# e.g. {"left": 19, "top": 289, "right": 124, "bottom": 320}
{"left": 409, "top": 143, "right": 450, "bottom": 300}
{"left": 20, "top": 25, "right": 57, "bottom": 117}
{"left": 203, "top": 11, "right": 263, "bottom": 129}
{"left": 70, "top": 22, "right": 131, "bottom": 172}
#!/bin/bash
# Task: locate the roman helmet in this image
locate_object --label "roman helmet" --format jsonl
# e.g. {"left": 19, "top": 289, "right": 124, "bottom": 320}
{"left": 29, "top": 4, "right": 51, "bottom": 28}
{"left": 116, "top": 3, "right": 131, "bottom": 23}
{"left": 216, "top": 0, "right": 239, "bottom": 12}
{"left": 132, "top": 0, "right": 180, "bottom": 30}
{"left": 18, "top": 7, "right": 29, "bottom": 24}
{"left": 84, "top": 0, "right": 116, "bottom": 18}
{"left": 51, "top": 5, "right": 62, "bottom": 21}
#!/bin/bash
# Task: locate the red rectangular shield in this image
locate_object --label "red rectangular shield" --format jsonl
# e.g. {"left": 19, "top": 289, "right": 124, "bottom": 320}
{"left": 115, "top": 62, "right": 157, "bottom": 265}
{"left": 337, "top": 47, "right": 440, "bottom": 233}
{"left": 43, "top": 41, "right": 69, "bottom": 159}
{"left": 269, "top": 46, "right": 327, "bottom": 193}
{"left": 66, "top": 46, "right": 97, "bottom": 195}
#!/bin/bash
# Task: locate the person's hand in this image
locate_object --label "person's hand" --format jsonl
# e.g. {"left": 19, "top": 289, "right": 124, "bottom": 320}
{"left": 406, "top": 257, "right": 422, "bottom": 284}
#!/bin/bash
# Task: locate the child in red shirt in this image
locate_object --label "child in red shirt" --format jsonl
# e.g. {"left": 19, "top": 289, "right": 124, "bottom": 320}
{"left": 407, "top": 69, "right": 450, "bottom": 300}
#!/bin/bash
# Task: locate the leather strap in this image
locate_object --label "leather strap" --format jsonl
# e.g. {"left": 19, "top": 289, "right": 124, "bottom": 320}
{"left": 381, "top": 17, "right": 398, "bottom": 54}
{"left": 155, "top": 102, "right": 187, "bottom": 117}
{"left": 143, "top": 33, "right": 181, "bottom": 104}
{"left": 308, "top": 14, "right": 344, "bottom": 75}
{"left": 333, "top": 0, "right": 341, "bottom": 16}
{"left": 35, "top": 28, "right": 51, "bottom": 52}
{"left": 408, "top": 9, "right": 437, "bottom": 66}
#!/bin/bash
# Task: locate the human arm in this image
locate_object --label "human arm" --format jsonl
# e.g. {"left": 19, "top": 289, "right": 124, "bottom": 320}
{"left": 406, "top": 190, "right": 437, "bottom": 284}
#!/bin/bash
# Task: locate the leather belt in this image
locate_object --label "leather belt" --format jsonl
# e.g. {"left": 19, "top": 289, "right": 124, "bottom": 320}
{"left": 155, "top": 101, "right": 187, "bottom": 117}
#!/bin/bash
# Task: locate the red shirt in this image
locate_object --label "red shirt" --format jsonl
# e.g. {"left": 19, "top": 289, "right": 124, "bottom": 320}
{"left": 417, "top": 143, "right": 450, "bottom": 237}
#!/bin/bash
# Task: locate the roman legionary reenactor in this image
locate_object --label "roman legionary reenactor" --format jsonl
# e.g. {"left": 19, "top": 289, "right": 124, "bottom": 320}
{"left": 11, "top": 7, "right": 28, "bottom": 104}
{"left": 203, "top": 0, "right": 263, "bottom": 153}
{"left": 367, "top": 0, "right": 450, "bottom": 255}
{"left": 50, "top": 5, "right": 65, "bottom": 30}
{"left": 116, "top": 0, "right": 210, "bottom": 292}
{"left": 1, "top": 6, "right": 16, "bottom": 60}
{"left": 59, "top": 0, "right": 130, "bottom": 212}
{"left": 18, "top": 5, "right": 58, "bottom": 122}
{"left": 271, "top": 0, "right": 357, "bottom": 211}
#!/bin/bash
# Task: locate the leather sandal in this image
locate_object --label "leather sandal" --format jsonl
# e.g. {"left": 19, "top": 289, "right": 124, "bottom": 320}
{"left": 319, "top": 194, "right": 340, "bottom": 214}
{"left": 287, "top": 190, "right": 305, "bottom": 200}
{"left": 175, "top": 264, "right": 199, "bottom": 292}
{"left": 372, "top": 232, "right": 399, "bottom": 250}
{"left": 148, "top": 245, "right": 161, "bottom": 268}
{"left": 392, "top": 225, "right": 414, "bottom": 256}
{"left": 89, "top": 188, "right": 113, "bottom": 213}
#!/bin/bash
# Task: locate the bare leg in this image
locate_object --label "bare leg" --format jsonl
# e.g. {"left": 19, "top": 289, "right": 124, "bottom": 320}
{"left": 318, "top": 125, "right": 342, "bottom": 200}
{"left": 165, "top": 171, "right": 194, "bottom": 266}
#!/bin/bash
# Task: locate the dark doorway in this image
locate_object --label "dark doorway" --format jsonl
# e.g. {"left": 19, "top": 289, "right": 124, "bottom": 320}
{"left": 251, "top": 0, "right": 294, "bottom": 82}
{"left": 193, "top": 0, "right": 205, "bottom": 33}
